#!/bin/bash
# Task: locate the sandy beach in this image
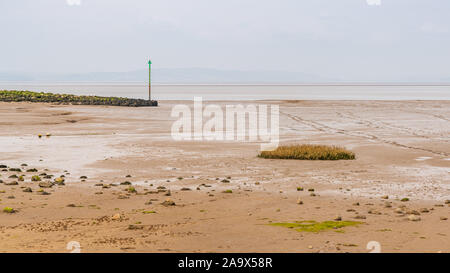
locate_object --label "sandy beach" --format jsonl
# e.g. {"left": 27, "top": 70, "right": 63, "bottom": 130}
{"left": 0, "top": 100, "right": 449, "bottom": 253}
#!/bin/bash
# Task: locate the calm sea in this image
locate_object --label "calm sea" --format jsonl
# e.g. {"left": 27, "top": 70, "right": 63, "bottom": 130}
{"left": 0, "top": 83, "right": 449, "bottom": 100}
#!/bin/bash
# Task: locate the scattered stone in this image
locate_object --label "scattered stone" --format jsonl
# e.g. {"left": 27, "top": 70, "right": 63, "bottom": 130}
{"left": 80, "top": 176, "right": 87, "bottom": 179}
{"left": 368, "top": 210, "right": 382, "bottom": 215}
{"left": 111, "top": 213, "right": 122, "bottom": 220}
{"left": 353, "top": 202, "right": 360, "bottom": 206}
{"left": 420, "top": 208, "right": 429, "bottom": 213}
{"left": 221, "top": 179, "right": 230, "bottom": 183}
{"left": 9, "top": 174, "right": 18, "bottom": 179}
{"left": 23, "top": 187, "right": 32, "bottom": 193}
{"left": 440, "top": 217, "right": 448, "bottom": 221}
{"left": 384, "top": 202, "right": 392, "bottom": 208}
{"left": 180, "top": 187, "right": 191, "bottom": 191}
{"left": 157, "top": 186, "right": 166, "bottom": 190}
{"left": 7, "top": 195, "right": 15, "bottom": 199}
{"left": 36, "top": 190, "right": 50, "bottom": 195}
{"left": 296, "top": 187, "right": 304, "bottom": 191}
{"left": 95, "top": 183, "right": 104, "bottom": 186}
{"left": 5, "top": 181, "right": 18, "bottom": 186}
{"left": 445, "top": 200, "right": 450, "bottom": 204}
{"left": 39, "top": 181, "right": 53, "bottom": 188}
{"left": 125, "top": 175, "right": 132, "bottom": 178}
{"left": 308, "top": 188, "right": 315, "bottom": 192}
{"left": 164, "top": 190, "right": 171, "bottom": 196}
{"left": 395, "top": 208, "right": 404, "bottom": 214}
{"left": 354, "top": 215, "right": 366, "bottom": 219}
{"left": 406, "top": 210, "right": 420, "bottom": 216}
{"left": 310, "top": 193, "right": 316, "bottom": 197}
{"left": 118, "top": 195, "right": 129, "bottom": 199}
{"left": 9, "top": 168, "right": 21, "bottom": 172}
{"left": 67, "top": 204, "right": 77, "bottom": 207}
{"left": 381, "top": 195, "right": 389, "bottom": 199}
{"left": 26, "top": 168, "right": 38, "bottom": 172}
{"left": 54, "top": 177, "right": 65, "bottom": 184}
{"left": 334, "top": 216, "right": 342, "bottom": 221}
{"left": 161, "top": 199, "right": 176, "bottom": 206}
{"left": 407, "top": 215, "right": 421, "bottom": 221}
{"left": 120, "top": 181, "right": 132, "bottom": 185}
{"left": 128, "top": 225, "right": 144, "bottom": 230}
{"left": 296, "top": 198, "right": 303, "bottom": 205}
{"left": 400, "top": 198, "right": 410, "bottom": 202}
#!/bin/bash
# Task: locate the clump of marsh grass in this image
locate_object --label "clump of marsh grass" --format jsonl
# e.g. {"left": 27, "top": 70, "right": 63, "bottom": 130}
{"left": 258, "top": 145, "right": 355, "bottom": 160}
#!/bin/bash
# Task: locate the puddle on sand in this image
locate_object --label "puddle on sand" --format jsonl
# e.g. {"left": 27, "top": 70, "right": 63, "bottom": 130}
{"left": 415, "top": 156, "right": 433, "bottom": 161}
{"left": 0, "top": 135, "right": 128, "bottom": 178}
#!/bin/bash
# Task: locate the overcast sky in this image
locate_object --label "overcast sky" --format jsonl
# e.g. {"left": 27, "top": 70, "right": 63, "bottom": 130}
{"left": 1, "top": 0, "right": 449, "bottom": 81}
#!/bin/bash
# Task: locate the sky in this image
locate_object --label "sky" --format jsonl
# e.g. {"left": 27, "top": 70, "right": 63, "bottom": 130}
{"left": 1, "top": 0, "right": 450, "bottom": 81}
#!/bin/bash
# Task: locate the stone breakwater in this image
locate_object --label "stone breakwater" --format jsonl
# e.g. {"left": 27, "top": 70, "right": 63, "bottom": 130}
{"left": 0, "top": 90, "right": 157, "bottom": 107}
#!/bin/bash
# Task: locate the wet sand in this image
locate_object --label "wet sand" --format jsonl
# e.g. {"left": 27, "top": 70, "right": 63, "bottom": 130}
{"left": 0, "top": 100, "right": 449, "bottom": 253}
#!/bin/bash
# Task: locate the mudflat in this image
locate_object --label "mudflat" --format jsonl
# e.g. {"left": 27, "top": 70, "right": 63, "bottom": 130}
{"left": 0, "top": 100, "right": 449, "bottom": 253}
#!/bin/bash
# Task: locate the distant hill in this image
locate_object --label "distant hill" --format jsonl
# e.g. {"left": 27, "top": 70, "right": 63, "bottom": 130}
{"left": 0, "top": 68, "right": 332, "bottom": 83}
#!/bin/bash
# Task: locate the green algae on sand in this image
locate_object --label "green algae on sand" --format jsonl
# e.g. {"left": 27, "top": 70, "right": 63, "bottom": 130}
{"left": 269, "top": 220, "right": 362, "bottom": 233}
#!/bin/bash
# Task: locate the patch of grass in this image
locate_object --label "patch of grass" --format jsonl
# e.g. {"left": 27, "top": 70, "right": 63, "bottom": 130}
{"left": 127, "top": 186, "right": 137, "bottom": 193}
{"left": 0, "top": 90, "right": 157, "bottom": 107}
{"left": 258, "top": 145, "right": 355, "bottom": 160}
{"left": 31, "top": 175, "right": 41, "bottom": 181}
{"left": 142, "top": 210, "right": 156, "bottom": 214}
{"left": 223, "top": 189, "right": 233, "bottom": 193}
{"left": 3, "top": 207, "right": 15, "bottom": 213}
{"left": 269, "top": 220, "right": 362, "bottom": 233}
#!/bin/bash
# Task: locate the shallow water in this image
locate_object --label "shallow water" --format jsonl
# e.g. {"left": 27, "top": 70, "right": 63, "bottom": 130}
{"left": 1, "top": 83, "right": 449, "bottom": 100}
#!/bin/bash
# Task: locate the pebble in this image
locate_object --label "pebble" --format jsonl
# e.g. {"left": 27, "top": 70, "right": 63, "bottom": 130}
{"left": 296, "top": 198, "right": 303, "bottom": 205}
{"left": 394, "top": 208, "right": 404, "bottom": 214}
{"left": 38, "top": 181, "right": 54, "bottom": 188}
{"left": 440, "top": 217, "right": 448, "bottom": 221}
{"left": 111, "top": 213, "right": 122, "bottom": 220}
{"left": 407, "top": 215, "right": 421, "bottom": 221}
{"left": 161, "top": 199, "right": 176, "bottom": 206}
{"left": 406, "top": 210, "right": 420, "bottom": 216}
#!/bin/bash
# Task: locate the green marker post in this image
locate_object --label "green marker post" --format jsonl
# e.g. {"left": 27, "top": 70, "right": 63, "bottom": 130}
{"left": 148, "top": 59, "right": 152, "bottom": 101}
